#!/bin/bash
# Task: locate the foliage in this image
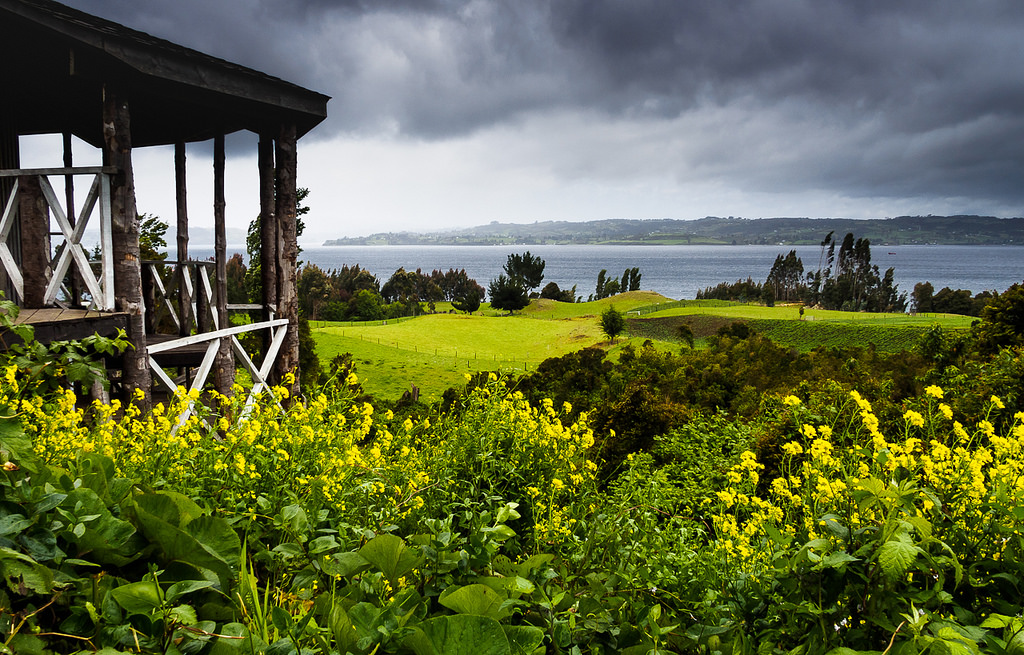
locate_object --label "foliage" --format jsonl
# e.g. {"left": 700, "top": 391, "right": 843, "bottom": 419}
{"left": 488, "top": 274, "right": 530, "bottom": 313}
{"left": 976, "top": 282, "right": 1024, "bottom": 353}
{"left": 138, "top": 213, "right": 169, "bottom": 262}
{"left": 540, "top": 282, "right": 578, "bottom": 303}
{"left": 600, "top": 305, "right": 626, "bottom": 343}
{"left": 502, "top": 251, "right": 545, "bottom": 292}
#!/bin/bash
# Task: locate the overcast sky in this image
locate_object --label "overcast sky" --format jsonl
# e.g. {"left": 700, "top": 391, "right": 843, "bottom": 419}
{"left": 22, "top": 0, "right": 1024, "bottom": 243}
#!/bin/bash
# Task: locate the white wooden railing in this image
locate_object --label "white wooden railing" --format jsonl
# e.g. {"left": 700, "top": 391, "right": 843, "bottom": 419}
{"left": 0, "top": 167, "right": 115, "bottom": 310}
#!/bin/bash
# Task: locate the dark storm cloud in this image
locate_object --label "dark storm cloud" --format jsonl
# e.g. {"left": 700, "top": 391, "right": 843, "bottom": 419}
{"left": 57, "top": 0, "right": 1024, "bottom": 209}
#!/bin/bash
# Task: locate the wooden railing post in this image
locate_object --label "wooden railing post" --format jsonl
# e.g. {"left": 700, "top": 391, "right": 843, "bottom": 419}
{"left": 18, "top": 175, "right": 48, "bottom": 308}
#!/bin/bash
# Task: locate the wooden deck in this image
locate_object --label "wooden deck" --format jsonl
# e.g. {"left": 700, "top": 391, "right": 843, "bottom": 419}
{"left": 10, "top": 309, "right": 208, "bottom": 368}
{"left": 11, "top": 307, "right": 129, "bottom": 344}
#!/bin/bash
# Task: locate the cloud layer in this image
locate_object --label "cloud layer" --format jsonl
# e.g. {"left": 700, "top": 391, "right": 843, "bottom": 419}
{"left": 46, "top": 0, "right": 1024, "bottom": 236}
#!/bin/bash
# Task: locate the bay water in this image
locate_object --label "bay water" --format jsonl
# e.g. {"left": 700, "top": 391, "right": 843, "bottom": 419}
{"left": 194, "top": 244, "right": 1024, "bottom": 302}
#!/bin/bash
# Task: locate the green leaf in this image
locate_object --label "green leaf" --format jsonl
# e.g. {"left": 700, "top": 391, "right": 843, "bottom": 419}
{"left": 0, "top": 547, "right": 53, "bottom": 594}
{"left": 504, "top": 625, "right": 544, "bottom": 655}
{"left": 408, "top": 614, "right": 512, "bottom": 655}
{"left": 440, "top": 584, "right": 510, "bottom": 620}
{"left": 358, "top": 534, "right": 423, "bottom": 587}
{"left": 133, "top": 494, "right": 240, "bottom": 590}
{"left": 323, "top": 551, "right": 371, "bottom": 578}
{"left": 878, "top": 531, "right": 921, "bottom": 582}
{"left": 821, "top": 514, "right": 849, "bottom": 539}
{"left": 0, "top": 514, "right": 33, "bottom": 537}
{"left": 111, "top": 580, "right": 162, "bottom": 614}
{"left": 165, "top": 580, "right": 215, "bottom": 604}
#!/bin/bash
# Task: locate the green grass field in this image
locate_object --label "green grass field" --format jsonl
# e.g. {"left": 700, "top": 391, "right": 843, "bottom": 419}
{"left": 311, "top": 294, "right": 975, "bottom": 401}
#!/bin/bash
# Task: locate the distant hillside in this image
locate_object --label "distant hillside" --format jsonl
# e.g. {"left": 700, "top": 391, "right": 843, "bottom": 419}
{"left": 323, "top": 215, "right": 1024, "bottom": 246}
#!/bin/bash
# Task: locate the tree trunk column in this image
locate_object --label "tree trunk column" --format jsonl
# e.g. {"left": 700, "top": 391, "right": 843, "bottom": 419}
{"left": 274, "top": 123, "right": 299, "bottom": 396}
{"left": 102, "top": 86, "right": 152, "bottom": 408}
{"left": 18, "top": 175, "right": 48, "bottom": 308}
{"left": 213, "top": 133, "right": 234, "bottom": 396}
{"left": 258, "top": 132, "right": 278, "bottom": 382}
{"left": 175, "top": 141, "right": 192, "bottom": 337}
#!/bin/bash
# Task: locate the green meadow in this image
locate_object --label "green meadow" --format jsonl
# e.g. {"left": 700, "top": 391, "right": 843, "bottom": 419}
{"left": 311, "top": 293, "right": 975, "bottom": 400}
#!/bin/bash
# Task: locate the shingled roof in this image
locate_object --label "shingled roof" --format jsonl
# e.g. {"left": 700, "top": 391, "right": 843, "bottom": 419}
{"left": 0, "top": 0, "right": 330, "bottom": 147}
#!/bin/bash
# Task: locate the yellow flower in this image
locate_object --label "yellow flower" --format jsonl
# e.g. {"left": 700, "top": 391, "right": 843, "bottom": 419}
{"left": 939, "top": 403, "right": 953, "bottom": 420}
{"left": 925, "top": 385, "right": 944, "bottom": 400}
{"left": 782, "top": 441, "right": 804, "bottom": 456}
{"left": 991, "top": 395, "right": 1005, "bottom": 410}
{"left": 783, "top": 395, "right": 802, "bottom": 406}
{"left": 801, "top": 424, "right": 817, "bottom": 439}
{"left": 903, "top": 410, "right": 925, "bottom": 428}
{"left": 551, "top": 478, "right": 565, "bottom": 491}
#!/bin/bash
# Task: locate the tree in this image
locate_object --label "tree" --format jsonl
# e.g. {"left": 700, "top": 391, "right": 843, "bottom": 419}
{"left": 503, "top": 251, "right": 545, "bottom": 292}
{"left": 912, "top": 282, "right": 935, "bottom": 314}
{"left": 488, "top": 274, "right": 529, "bottom": 313}
{"left": 541, "top": 282, "right": 577, "bottom": 303}
{"left": 600, "top": 305, "right": 626, "bottom": 342}
{"left": 138, "top": 214, "right": 169, "bottom": 262}
{"left": 677, "top": 323, "right": 694, "bottom": 348}
{"left": 245, "top": 187, "right": 310, "bottom": 303}
{"left": 628, "top": 267, "right": 642, "bottom": 291}
{"left": 297, "top": 264, "right": 333, "bottom": 320}
{"left": 976, "top": 283, "right": 1024, "bottom": 353}
{"left": 226, "top": 253, "right": 248, "bottom": 304}
{"left": 595, "top": 269, "right": 608, "bottom": 300}
{"left": 452, "top": 284, "right": 484, "bottom": 313}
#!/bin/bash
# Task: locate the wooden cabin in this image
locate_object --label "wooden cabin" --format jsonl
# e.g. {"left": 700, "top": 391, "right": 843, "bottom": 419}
{"left": 0, "top": 0, "right": 329, "bottom": 408}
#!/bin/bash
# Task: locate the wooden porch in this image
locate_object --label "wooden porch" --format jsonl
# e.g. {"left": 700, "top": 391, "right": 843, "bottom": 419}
{"left": 0, "top": 0, "right": 328, "bottom": 408}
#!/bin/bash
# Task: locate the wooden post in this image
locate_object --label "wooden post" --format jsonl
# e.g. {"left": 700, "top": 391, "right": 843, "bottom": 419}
{"left": 213, "top": 133, "right": 234, "bottom": 395}
{"left": 63, "top": 131, "right": 83, "bottom": 307}
{"left": 175, "top": 141, "right": 192, "bottom": 337}
{"left": 273, "top": 123, "right": 299, "bottom": 396}
{"left": 17, "top": 175, "right": 48, "bottom": 308}
{"left": 0, "top": 106, "right": 16, "bottom": 297}
{"left": 258, "top": 132, "right": 277, "bottom": 377}
{"left": 102, "top": 86, "right": 152, "bottom": 408}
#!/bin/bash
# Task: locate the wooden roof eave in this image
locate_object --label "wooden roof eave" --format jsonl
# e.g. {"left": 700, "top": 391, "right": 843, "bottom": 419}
{"left": 0, "top": 0, "right": 329, "bottom": 143}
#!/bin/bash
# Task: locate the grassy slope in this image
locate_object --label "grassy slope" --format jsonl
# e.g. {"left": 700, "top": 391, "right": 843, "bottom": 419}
{"left": 313, "top": 292, "right": 665, "bottom": 399}
{"left": 312, "top": 294, "right": 976, "bottom": 401}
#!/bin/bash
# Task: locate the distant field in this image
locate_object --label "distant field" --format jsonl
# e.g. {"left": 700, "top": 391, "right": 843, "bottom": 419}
{"left": 311, "top": 294, "right": 975, "bottom": 401}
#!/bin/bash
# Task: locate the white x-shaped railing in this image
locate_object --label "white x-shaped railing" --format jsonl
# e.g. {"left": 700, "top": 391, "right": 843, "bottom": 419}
{"left": 146, "top": 317, "right": 290, "bottom": 431}
{"left": 0, "top": 167, "right": 115, "bottom": 310}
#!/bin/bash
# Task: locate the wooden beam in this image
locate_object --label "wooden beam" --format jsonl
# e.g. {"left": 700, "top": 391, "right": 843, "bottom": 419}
{"left": 175, "top": 141, "right": 192, "bottom": 337}
{"left": 273, "top": 123, "right": 299, "bottom": 396}
{"left": 0, "top": 167, "right": 115, "bottom": 177}
{"left": 258, "top": 131, "right": 277, "bottom": 374}
{"left": 102, "top": 85, "right": 152, "bottom": 408}
{"left": 213, "top": 133, "right": 234, "bottom": 396}
{"left": 18, "top": 175, "right": 48, "bottom": 308}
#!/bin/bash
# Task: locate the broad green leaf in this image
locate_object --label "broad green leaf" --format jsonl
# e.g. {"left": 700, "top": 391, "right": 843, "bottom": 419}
{"left": 323, "top": 550, "right": 371, "bottom": 578}
{"left": 440, "top": 584, "right": 509, "bottom": 620}
{"left": 165, "top": 580, "right": 215, "bottom": 603}
{"left": 0, "top": 514, "right": 33, "bottom": 537}
{"left": 878, "top": 531, "right": 921, "bottom": 582}
{"left": 821, "top": 552, "right": 860, "bottom": 569}
{"left": 134, "top": 491, "right": 205, "bottom": 528}
{"left": 111, "top": 580, "right": 162, "bottom": 614}
{"left": 133, "top": 496, "right": 240, "bottom": 590}
{"left": 504, "top": 625, "right": 544, "bottom": 655}
{"left": 359, "top": 534, "right": 423, "bottom": 586}
{"left": 515, "top": 553, "right": 554, "bottom": 578}
{"left": 0, "top": 547, "right": 53, "bottom": 594}
{"left": 408, "top": 614, "right": 511, "bottom": 655}
{"left": 980, "top": 614, "right": 1015, "bottom": 629}
{"left": 329, "top": 603, "right": 358, "bottom": 654}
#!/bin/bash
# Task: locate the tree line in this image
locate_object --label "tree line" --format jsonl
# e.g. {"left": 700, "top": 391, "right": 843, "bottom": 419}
{"left": 699, "top": 230, "right": 996, "bottom": 316}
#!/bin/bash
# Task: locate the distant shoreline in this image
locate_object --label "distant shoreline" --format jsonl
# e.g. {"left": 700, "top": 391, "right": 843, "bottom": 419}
{"left": 322, "top": 215, "right": 1024, "bottom": 248}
